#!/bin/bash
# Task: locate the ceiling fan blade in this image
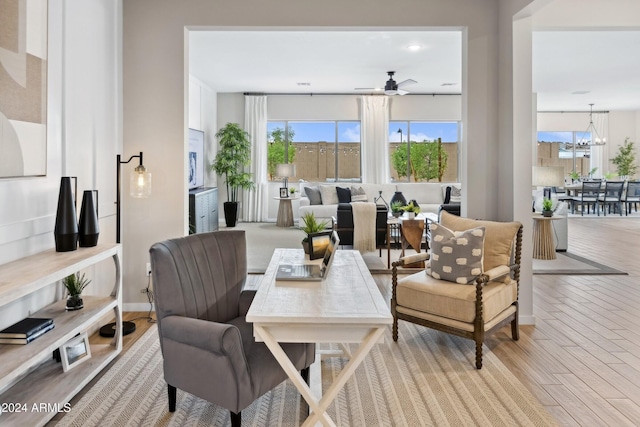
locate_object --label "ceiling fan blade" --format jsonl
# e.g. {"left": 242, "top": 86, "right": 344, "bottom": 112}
{"left": 396, "top": 79, "right": 417, "bottom": 88}
{"left": 397, "top": 89, "right": 410, "bottom": 96}
{"left": 354, "top": 87, "right": 376, "bottom": 90}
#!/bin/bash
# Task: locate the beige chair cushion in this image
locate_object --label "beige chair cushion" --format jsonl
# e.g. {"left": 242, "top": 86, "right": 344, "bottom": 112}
{"left": 439, "top": 211, "right": 521, "bottom": 271}
{"left": 396, "top": 270, "right": 517, "bottom": 324}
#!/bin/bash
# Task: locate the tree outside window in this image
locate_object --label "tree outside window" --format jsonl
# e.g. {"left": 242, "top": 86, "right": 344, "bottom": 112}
{"left": 267, "top": 125, "right": 295, "bottom": 180}
{"left": 391, "top": 139, "right": 448, "bottom": 182}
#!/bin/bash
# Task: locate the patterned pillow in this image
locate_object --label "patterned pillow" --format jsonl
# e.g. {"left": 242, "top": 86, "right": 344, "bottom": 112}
{"left": 304, "top": 186, "right": 322, "bottom": 205}
{"left": 428, "top": 223, "right": 484, "bottom": 284}
{"left": 319, "top": 185, "right": 339, "bottom": 205}
{"left": 449, "top": 185, "right": 462, "bottom": 203}
{"left": 350, "top": 186, "right": 368, "bottom": 202}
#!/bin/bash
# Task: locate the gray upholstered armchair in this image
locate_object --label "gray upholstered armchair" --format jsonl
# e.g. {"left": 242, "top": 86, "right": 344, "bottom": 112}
{"left": 150, "top": 230, "right": 315, "bottom": 426}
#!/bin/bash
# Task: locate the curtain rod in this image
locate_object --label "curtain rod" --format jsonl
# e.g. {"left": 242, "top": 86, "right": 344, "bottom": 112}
{"left": 243, "top": 92, "right": 461, "bottom": 96}
{"left": 538, "top": 110, "right": 609, "bottom": 114}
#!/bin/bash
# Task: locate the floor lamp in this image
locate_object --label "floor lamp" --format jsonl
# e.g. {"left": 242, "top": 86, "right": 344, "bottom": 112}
{"left": 99, "top": 152, "right": 152, "bottom": 337}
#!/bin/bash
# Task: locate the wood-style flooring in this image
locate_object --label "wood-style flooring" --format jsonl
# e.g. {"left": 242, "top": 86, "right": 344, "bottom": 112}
{"left": 487, "top": 216, "right": 640, "bottom": 426}
{"left": 51, "top": 216, "right": 640, "bottom": 426}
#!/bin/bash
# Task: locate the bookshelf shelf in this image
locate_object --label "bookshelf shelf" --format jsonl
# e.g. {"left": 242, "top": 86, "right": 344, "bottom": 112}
{"left": 0, "top": 244, "right": 122, "bottom": 427}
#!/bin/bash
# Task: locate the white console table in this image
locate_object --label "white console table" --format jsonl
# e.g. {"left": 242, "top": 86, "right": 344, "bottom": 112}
{"left": 0, "top": 244, "right": 122, "bottom": 426}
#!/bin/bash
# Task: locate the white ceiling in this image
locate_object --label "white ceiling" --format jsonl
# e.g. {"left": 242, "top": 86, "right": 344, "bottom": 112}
{"left": 189, "top": 29, "right": 640, "bottom": 112}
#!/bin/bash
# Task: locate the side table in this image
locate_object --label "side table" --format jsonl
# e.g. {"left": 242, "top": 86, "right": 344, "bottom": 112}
{"left": 532, "top": 214, "right": 560, "bottom": 260}
{"left": 273, "top": 196, "right": 297, "bottom": 227}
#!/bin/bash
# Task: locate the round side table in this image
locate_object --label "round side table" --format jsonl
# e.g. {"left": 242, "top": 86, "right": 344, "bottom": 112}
{"left": 532, "top": 214, "right": 560, "bottom": 260}
{"left": 274, "top": 196, "right": 297, "bottom": 227}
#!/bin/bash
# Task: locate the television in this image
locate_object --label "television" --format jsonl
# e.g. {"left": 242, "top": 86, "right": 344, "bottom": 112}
{"left": 188, "top": 128, "right": 205, "bottom": 190}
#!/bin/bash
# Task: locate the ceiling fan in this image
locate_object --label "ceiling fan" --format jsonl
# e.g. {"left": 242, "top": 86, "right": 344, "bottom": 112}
{"left": 355, "top": 71, "right": 417, "bottom": 95}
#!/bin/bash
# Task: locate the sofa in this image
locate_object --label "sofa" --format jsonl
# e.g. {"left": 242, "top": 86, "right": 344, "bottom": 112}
{"left": 298, "top": 182, "right": 462, "bottom": 223}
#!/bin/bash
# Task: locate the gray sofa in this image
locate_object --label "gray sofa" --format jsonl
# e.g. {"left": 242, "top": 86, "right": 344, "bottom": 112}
{"left": 298, "top": 182, "right": 461, "bottom": 223}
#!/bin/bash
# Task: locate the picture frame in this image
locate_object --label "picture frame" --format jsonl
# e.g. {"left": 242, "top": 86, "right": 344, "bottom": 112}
{"left": 279, "top": 187, "right": 288, "bottom": 198}
{"left": 308, "top": 230, "right": 333, "bottom": 260}
{"left": 60, "top": 332, "right": 92, "bottom": 372}
{"left": 188, "top": 128, "right": 205, "bottom": 190}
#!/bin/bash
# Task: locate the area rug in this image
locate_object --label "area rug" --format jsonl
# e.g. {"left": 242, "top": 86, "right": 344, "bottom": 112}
{"left": 532, "top": 252, "right": 626, "bottom": 275}
{"left": 57, "top": 324, "right": 558, "bottom": 427}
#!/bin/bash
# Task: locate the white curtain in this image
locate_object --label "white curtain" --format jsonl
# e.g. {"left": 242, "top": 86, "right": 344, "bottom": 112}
{"left": 590, "top": 112, "right": 609, "bottom": 178}
{"left": 242, "top": 95, "right": 268, "bottom": 221}
{"left": 361, "top": 96, "right": 390, "bottom": 184}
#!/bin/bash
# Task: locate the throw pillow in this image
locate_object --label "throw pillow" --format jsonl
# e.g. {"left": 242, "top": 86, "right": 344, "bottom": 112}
{"left": 336, "top": 186, "right": 351, "bottom": 203}
{"left": 449, "top": 185, "right": 462, "bottom": 203}
{"left": 319, "top": 185, "right": 339, "bottom": 205}
{"left": 304, "top": 186, "right": 322, "bottom": 205}
{"left": 350, "top": 186, "right": 368, "bottom": 202}
{"left": 428, "top": 223, "right": 485, "bottom": 284}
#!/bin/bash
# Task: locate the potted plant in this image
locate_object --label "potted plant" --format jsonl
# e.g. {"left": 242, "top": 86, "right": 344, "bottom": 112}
{"left": 542, "top": 197, "right": 554, "bottom": 217}
{"left": 401, "top": 200, "right": 421, "bottom": 219}
{"left": 569, "top": 170, "right": 581, "bottom": 183}
{"left": 390, "top": 201, "right": 404, "bottom": 218}
{"left": 210, "top": 123, "right": 255, "bottom": 227}
{"left": 299, "top": 212, "right": 329, "bottom": 254}
{"left": 611, "top": 137, "right": 638, "bottom": 180}
{"left": 62, "top": 272, "right": 91, "bottom": 310}
{"left": 289, "top": 187, "right": 297, "bottom": 197}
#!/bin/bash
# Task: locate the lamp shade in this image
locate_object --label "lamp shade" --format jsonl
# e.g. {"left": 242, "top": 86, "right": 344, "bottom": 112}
{"left": 130, "top": 166, "right": 152, "bottom": 198}
{"left": 532, "top": 166, "right": 564, "bottom": 188}
{"left": 275, "top": 163, "right": 296, "bottom": 178}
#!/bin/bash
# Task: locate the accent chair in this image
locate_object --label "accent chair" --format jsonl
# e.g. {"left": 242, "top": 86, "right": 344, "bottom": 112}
{"left": 391, "top": 211, "right": 523, "bottom": 369}
{"left": 150, "top": 230, "right": 315, "bottom": 427}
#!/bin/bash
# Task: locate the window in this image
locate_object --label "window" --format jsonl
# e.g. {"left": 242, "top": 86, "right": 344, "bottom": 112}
{"left": 537, "top": 130, "right": 596, "bottom": 178}
{"left": 267, "top": 121, "right": 361, "bottom": 182}
{"left": 389, "top": 121, "right": 459, "bottom": 182}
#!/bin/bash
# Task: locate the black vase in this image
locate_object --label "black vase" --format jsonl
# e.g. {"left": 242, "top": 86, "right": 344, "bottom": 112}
{"left": 79, "top": 190, "right": 100, "bottom": 247}
{"left": 224, "top": 201, "right": 238, "bottom": 227}
{"left": 390, "top": 190, "right": 407, "bottom": 207}
{"left": 54, "top": 177, "right": 78, "bottom": 252}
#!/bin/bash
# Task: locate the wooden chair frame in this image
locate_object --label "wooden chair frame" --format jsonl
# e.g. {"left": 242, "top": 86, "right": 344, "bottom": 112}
{"left": 391, "top": 225, "right": 523, "bottom": 369}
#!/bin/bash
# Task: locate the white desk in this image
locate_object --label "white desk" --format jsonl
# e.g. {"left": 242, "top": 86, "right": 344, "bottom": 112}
{"left": 247, "top": 248, "right": 392, "bottom": 427}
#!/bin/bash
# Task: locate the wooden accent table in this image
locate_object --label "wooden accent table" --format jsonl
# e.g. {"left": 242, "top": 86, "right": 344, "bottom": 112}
{"left": 274, "top": 196, "right": 297, "bottom": 227}
{"left": 247, "top": 248, "right": 392, "bottom": 427}
{"left": 532, "top": 214, "right": 560, "bottom": 260}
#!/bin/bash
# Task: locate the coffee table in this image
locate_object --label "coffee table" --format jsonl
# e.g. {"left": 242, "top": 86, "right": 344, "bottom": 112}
{"left": 246, "top": 248, "right": 392, "bottom": 426}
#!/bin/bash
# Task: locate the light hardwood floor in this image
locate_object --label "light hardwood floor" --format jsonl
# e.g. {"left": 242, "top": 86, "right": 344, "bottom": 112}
{"left": 487, "top": 216, "right": 640, "bottom": 426}
{"left": 54, "top": 215, "right": 640, "bottom": 426}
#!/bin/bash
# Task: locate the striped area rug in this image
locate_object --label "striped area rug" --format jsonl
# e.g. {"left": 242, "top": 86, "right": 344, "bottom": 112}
{"left": 58, "top": 323, "right": 557, "bottom": 427}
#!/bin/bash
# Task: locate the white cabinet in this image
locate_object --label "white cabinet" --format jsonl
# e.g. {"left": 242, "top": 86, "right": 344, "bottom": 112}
{"left": 189, "top": 187, "right": 219, "bottom": 233}
{"left": 0, "top": 244, "right": 122, "bottom": 426}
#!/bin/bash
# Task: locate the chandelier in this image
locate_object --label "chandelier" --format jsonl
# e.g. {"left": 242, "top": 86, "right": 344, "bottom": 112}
{"left": 576, "top": 103, "right": 606, "bottom": 146}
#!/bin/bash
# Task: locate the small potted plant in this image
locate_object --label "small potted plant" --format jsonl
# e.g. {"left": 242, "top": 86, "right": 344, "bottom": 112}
{"left": 62, "top": 272, "right": 91, "bottom": 310}
{"left": 569, "top": 170, "right": 581, "bottom": 183}
{"left": 401, "top": 200, "right": 421, "bottom": 219}
{"left": 542, "top": 197, "right": 554, "bottom": 217}
{"left": 289, "top": 187, "right": 297, "bottom": 197}
{"left": 390, "top": 201, "right": 404, "bottom": 218}
{"left": 299, "top": 212, "right": 329, "bottom": 254}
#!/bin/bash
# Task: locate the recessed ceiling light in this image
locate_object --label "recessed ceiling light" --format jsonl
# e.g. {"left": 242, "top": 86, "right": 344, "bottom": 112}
{"left": 297, "top": 82, "right": 311, "bottom": 86}
{"left": 572, "top": 90, "right": 590, "bottom": 95}
{"left": 407, "top": 44, "right": 422, "bottom": 51}
{"left": 441, "top": 83, "right": 457, "bottom": 86}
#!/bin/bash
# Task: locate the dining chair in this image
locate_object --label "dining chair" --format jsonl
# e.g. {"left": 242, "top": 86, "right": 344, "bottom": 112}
{"left": 597, "top": 181, "right": 624, "bottom": 216}
{"left": 571, "top": 181, "right": 602, "bottom": 215}
{"left": 622, "top": 181, "right": 640, "bottom": 215}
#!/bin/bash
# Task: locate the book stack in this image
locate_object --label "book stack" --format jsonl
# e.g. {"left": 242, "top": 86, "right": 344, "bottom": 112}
{"left": 0, "top": 318, "right": 55, "bottom": 345}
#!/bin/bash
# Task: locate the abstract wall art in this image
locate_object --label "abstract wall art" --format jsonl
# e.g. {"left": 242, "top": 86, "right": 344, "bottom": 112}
{"left": 0, "top": 0, "right": 48, "bottom": 178}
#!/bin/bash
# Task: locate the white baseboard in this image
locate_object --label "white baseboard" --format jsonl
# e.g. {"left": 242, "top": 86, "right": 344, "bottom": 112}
{"left": 123, "top": 303, "right": 155, "bottom": 312}
{"left": 519, "top": 314, "right": 535, "bottom": 325}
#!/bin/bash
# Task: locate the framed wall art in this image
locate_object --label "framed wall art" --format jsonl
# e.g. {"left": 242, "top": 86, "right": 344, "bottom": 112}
{"left": 0, "top": 0, "right": 48, "bottom": 178}
{"left": 188, "top": 128, "right": 204, "bottom": 189}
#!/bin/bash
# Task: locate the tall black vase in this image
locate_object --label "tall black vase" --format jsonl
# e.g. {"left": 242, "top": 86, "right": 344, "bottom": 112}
{"left": 223, "top": 201, "right": 238, "bottom": 227}
{"left": 79, "top": 190, "right": 100, "bottom": 247}
{"left": 54, "top": 177, "right": 78, "bottom": 252}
